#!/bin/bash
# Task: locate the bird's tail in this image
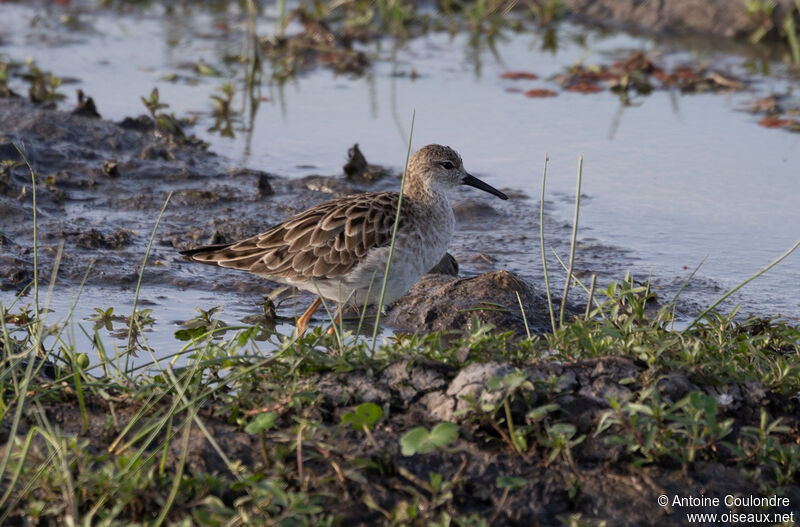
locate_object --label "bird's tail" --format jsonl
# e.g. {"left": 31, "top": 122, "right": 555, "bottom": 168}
{"left": 180, "top": 243, "right": 266, "bottom": 271}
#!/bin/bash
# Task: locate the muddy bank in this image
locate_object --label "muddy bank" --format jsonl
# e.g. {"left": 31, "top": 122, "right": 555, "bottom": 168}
{"left": 565, "top": 0, "right": 798, "bottom": 39}
{"left": 9, "top": 353, "right": 799, "bottom": 525}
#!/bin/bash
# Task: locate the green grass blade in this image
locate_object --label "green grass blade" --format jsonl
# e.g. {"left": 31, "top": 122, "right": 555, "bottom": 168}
{"left": 538, "top": 153, "right": 557, "bottom": 334}
{"left": 371, "top": 110, "right": 416, "bottom": 350}
{"left": 559, "top": 155, "right": 583, "bottom": 328}
{"left": 15, "top": 144, "right": 38, "bottom": 313}
{"left": 126, "top": 191, "right": 173, "bottom": 372}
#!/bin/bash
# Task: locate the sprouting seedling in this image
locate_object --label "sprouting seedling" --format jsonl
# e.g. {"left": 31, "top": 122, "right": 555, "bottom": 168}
{"left": 209, "top": 83, "right": 236, "bottom": 138}
{"left": 140, "top": 88, "right": 185, "bottom": 137}
{"left": 88, "top": 307, "right": 124, "bottom": 331}
{"left": 141, "top": 87, "right": 168, "bottom": 118}
{"left": 174, "top": 306, "right": 228, "bottom": 341}
{"left": 490, "top": 475, "right": 529, "bottom": 523}
{"left": 24, "top": 64, "right": 64, "bottom": 104}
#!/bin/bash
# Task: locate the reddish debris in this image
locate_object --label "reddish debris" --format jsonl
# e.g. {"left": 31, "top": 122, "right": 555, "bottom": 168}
{"left": 758, "top": 117, "right": 791, "bottom": 129}
{"left": 566, "top": 68, "right": 617, "bottom": 82}
{"left": 654, "top": 66, "right": 744, "bottom": 92}
{"left": 524, "top": 89, "right": 558, "bottom": 98}
{"left": 505, "top": 88, "right": 523, "bottom": 93}
{"left": 658, "top": 66, "right": 703, "bottom": 87}
{"left": 673, "top": 67, "right": 703, "bottom": 82}
{"left": 566, "top": 82, "right": 605, "bottom": 94}
{"left": 501, "top": 71, "right": 538, "bottom": 80}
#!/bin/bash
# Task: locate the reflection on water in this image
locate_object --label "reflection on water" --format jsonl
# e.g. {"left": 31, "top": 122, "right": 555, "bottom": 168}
{"left": 1, "top": 2, "right": 798, "bottom": 348}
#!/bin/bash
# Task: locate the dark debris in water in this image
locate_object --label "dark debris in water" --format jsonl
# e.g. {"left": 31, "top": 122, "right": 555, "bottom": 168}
{"left": 261, "top": 8, "right": 371, "bottom": 78}
{"left": 72, "top": 89, "right": 101, "bottom": 119}
{"left": 343, "top": 143, "right": 392, "bottom": 182}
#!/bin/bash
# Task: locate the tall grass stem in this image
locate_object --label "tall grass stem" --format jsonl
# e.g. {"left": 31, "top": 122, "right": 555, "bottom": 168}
{"left": 538, "top": 153, "right": 556, "bottom": 334}
{"left": 559, "top": 155, "right": 583, "bottom": 328}
{"left": 127, "top": 192, "right": 173, "bottom": 372}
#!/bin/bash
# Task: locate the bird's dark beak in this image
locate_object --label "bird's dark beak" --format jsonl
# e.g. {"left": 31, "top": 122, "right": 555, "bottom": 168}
{"left": 461, "top": 174, "right": 508, "bottom": 200}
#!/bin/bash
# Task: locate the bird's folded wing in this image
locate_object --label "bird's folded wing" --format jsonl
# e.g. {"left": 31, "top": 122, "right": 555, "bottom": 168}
{"left": 182, "top": 192, "right": 401, "bottom": 280}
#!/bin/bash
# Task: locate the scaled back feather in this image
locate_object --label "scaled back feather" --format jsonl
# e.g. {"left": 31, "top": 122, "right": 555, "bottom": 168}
{"left": 180, "top": 192, "right": 401, "bottom": 281}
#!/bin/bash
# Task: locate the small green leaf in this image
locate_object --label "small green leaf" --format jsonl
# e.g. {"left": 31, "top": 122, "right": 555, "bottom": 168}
{"left": 341, "top": 402, "right": 383, "bottom": 431}
{"left": 549, "top": 423, "right": 577, "bottom": 438}
{"left": 400, "top": 427, "right": 430, "bottom": 456}
{"left": 400, "top": 422, "right": 459, "bottom": 456}
{"left": 501, "top": 372, "right": 528, "bottom": 389}
{"left": 496, "top": 475, "right": 528, "bottom": 491}
{"left": 195, "top": 62, "right": 223, "bottom": 76}
{"left": 244, "top": 412, "right": 277, "bottom": 434}
{"left": 174, "top": 327, "right": 207, "bottom": 341}
{"left": 429, "top": 422, "right": 459, "bottom": 447}
{"left": 237, "top": 327, "right": 258, "bottom": 347}
{"left": 527, "top": 403, "right": 559, "bottom": 420}
{"left": 429, "top": 471, "right": 443, "bottom": 492}
{"left": 485, "top": 375, "right": 503, "bottom": 391}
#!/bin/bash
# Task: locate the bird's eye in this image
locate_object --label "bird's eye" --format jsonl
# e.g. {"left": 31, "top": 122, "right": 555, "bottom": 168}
{"left": 440, "top": 161, "right": 455, "bottom": 170}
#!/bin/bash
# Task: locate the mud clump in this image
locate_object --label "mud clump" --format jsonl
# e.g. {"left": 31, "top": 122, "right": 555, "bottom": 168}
{"left": 71, "top": 89, "right": 101, "bottom": 119}
{"left": 65, "top": 228, "right": 133, "bottom": 250}
{"left": 389, "top": 270, "right": 567, "bottom": 336}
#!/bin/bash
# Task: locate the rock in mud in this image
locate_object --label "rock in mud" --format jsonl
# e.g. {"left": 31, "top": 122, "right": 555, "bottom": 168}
{"left": 424, "top": 361, "right": 516, "bottom": 421}
{"left": 428, "top": 252, "right": 458, "bottom": 276}
{"left": 389, "top": 270, "right": 558, "bottom": 336}
{"left": 66, "top": 228, "right": 133, "bottom": 250}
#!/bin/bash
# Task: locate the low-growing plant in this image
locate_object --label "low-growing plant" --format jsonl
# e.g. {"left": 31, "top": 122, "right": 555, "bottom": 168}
{"left": 596, "top": 388, "right": 734, "bottom": 468}
{"left": 727, "top": 408, "right": 800, "bottom": 492}
{"left": 140, "top": 87, "right": 186, "bottom": 137}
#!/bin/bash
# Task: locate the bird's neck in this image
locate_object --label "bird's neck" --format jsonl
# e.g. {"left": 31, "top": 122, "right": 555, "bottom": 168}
{"left": 403, "top": 177, "right": 446, "bottom": 206}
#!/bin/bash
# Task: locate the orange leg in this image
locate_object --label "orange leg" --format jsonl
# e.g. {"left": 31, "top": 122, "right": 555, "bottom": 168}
{"left": 326, "top": 311, "right": 342, "bottom": 335}
{"left": 296, "top": 297, "right": 322, "bottom": 338}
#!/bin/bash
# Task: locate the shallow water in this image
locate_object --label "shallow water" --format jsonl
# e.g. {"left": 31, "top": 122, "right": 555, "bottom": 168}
{"left": 1, "top": 1, "right": 799, "bottom": 358}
